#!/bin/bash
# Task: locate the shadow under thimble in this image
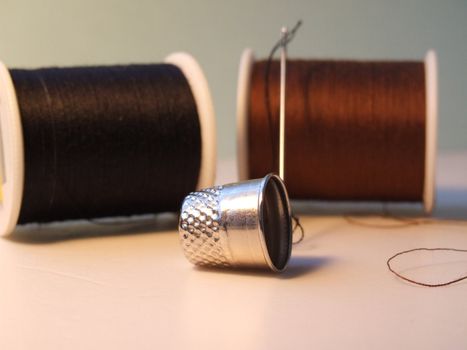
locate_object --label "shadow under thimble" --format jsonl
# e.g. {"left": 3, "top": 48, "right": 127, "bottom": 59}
{"left": 179, "top": 174, "right": 292, "bottom": 272}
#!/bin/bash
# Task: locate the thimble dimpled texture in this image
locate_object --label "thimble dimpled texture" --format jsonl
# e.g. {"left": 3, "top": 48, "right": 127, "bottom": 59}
{"left": 179, "top": 186, "right": 233, "bottom": 267}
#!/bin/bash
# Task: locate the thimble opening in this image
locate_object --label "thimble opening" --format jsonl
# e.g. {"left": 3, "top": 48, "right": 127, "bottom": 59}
{"left": 261, "top": 175, "right": 292, "bottom": 271}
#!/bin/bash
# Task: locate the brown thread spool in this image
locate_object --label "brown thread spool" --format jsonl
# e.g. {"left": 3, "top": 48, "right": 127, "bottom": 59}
{"left": 237, "top": 49, "right": 438, "bottom": 213}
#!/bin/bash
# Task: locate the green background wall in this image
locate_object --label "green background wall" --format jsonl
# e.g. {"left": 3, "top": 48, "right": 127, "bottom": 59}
{"left": 1, "top": 0, "right": 466, "bottom": 158}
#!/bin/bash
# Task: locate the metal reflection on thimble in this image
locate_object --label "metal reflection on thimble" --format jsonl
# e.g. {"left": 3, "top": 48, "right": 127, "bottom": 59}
{"left": 178, "top": 174, "right": 292, "bottom": 272}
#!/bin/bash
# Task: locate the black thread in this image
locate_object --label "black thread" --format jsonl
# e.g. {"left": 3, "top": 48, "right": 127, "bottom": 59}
{"left": 10, "top": 64, "right": 202, "bottom": 224}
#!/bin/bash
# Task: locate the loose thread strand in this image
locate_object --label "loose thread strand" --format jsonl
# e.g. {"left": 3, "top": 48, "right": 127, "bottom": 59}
{"left": 292, "top": 214, "right": 305, "bottom": 244}
{"left": 387, "top": 248, "right": 467, "bottom": 287}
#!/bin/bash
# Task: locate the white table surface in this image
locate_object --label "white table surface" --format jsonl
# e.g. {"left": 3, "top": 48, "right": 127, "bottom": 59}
{"left": 1, "top": 152, "right": 466, "bottom": 350}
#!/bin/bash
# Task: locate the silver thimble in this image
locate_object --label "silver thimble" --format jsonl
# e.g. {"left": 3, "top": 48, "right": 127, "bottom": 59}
{"left": 179, "top": 174, "right": 292, "bottom": 272}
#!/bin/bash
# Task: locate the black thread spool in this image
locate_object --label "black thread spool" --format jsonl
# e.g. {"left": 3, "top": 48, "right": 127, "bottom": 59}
{"left": 0, "top": 53, "right": 216, "bottom": 236}
{"left": 236, "top": 49, "right": 438, "bottom": 214}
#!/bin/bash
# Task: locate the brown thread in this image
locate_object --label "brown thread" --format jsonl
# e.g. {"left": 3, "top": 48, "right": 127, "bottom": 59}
{"left": 345, "top": 216, "right": 467, "bottom": 228}
{"left": 255, "top": 25, "right": 465, "bottom": 281}
{"left": 248, "top": 57, "right": 426, "bottom": 202}
{"left": 343, "top": 207, "right": 467, "bottom": 228}
{"left": 344, "top": 215, "right": 422, "bottom": 228}
{"left": 291, "top": 214, "right": 304, "bottom": 244}
{"left": 387, "top": 248, "right": 467, "bottom": 287}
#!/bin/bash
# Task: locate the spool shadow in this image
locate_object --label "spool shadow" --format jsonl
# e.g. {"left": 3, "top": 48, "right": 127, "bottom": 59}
{"left": 292, "top": 199, "right": 423, "bottom": 217}
{"left": 7, "top": 213, "right": 179, "bottom": 244}
{"left": 290, "top": 186, "right": 467, "bottom": 222}
{"left": 194, "top": 255, "right": 334, "bottom": 279}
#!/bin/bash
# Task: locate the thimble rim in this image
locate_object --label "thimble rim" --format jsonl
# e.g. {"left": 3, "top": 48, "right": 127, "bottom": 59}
{"left": 257, "top": 173, "right": 292, "bottom": 272}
